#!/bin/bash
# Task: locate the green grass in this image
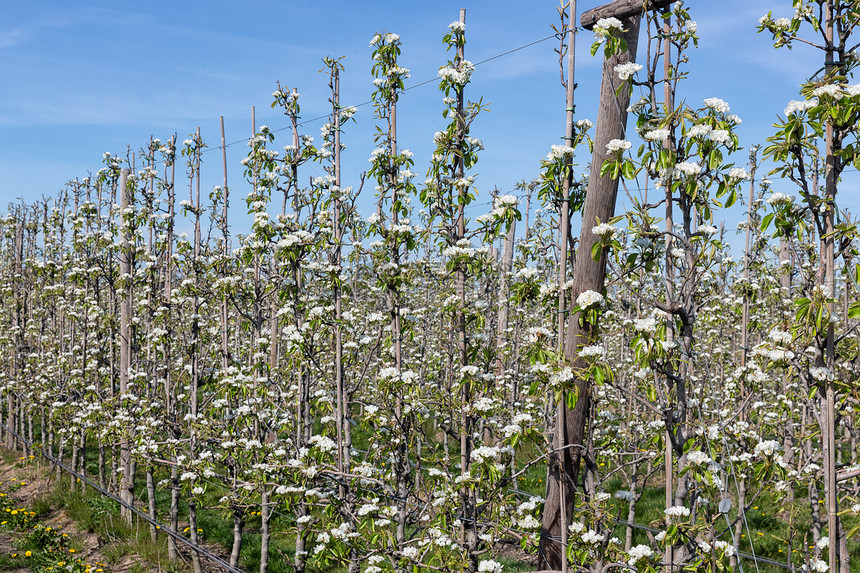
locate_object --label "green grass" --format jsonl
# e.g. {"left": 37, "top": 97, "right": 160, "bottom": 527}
{"left": 10, "top": 426, "right": 860, "bottom": 573}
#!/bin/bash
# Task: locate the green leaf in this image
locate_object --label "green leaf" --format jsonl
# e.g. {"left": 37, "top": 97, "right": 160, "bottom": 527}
{"left": 600, "top": 160, "right": 614, "bottom": 178}
{"left": 724, "top": 189, "right": 738, "bottom": 208}
{"left": 709, "top": 148, "right": 723, "bottom": 171}
{"left": 622, "top": 161, "right": 636, "bottom": 180}
{"left": 566, "top": 386, "right": 580, "bottom": 409}
{"left": 591, "top": 241, "right": 603, "bottom": 262}
{"left": 665, "top": 524, "right": 679, "bottom": 544}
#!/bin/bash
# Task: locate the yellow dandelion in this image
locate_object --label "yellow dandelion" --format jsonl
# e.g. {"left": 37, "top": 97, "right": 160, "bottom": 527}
{"left": 25, "top": 550, "right": 31, "bottom": 557}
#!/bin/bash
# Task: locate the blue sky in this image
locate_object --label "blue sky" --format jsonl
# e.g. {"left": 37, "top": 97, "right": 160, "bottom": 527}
{"left": 1, "top": 0, "right": 855, "bottom": 238}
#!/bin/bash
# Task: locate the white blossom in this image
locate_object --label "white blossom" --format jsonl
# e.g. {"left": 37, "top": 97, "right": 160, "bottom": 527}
{"left": 576, "top": 290, "right": 604, "bottom": 308}
{"left": 784, "top": 99, "right": 818, "bottom": 116}
{"left": 592, "top": 222, "right": 617, "bottom": 236}
{"left": 677, "top": 161, "right": 702, "bottom": 176}
{"left": 665, "top": 505, "right": 690, "bottom": 518}
{"left": 644, "top": 128, "right": 670, "bottom": 143}
{"left": 754, "top": 439, "right": 781, "bottom": 458}
{"left": 812, "top": 84, "right": 843, "bottom": 100}
{"left": 686, "top": 124, "right": 712, "bottom": 138}
{"left": 581, "top": 529, "right": 602, "bottom": 544}
{"left": 606, "top": 139, "right": 632, "bottom": 153}
{"left": 579, "top": 345, "right": 606, "bottom": 358}
{"left": 478, "top": 560, "right": 503, "bottom": 573}
{"left": 593, "top": 17, "right": 624, "bottom": 42}
{"left": 709, "top": 129, "right": 730, "bottom": 144}
{"left": 704, "top": 97, "right": 730, "bottom": 113}
{"left": 687, "top": 450, "right": 712, "bottom": 465}
{"left": 728, "top": 167, "right": 750, "bottom": 180}
{"left": 547, "top": 144, "right": 576, "bottom": 160}
{"left": 614, "top": 62, "right": 642, "bottom": 80}
{"left": 628, "top": 544, "right": 654, "bottom": 565}
{"left": 767, "top": 192, "right": 793, "bottom": 205}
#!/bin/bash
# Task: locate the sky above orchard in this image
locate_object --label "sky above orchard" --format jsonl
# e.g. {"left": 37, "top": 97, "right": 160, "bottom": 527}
{"left": 1, "top": 0, "right": 857, "bottom": 241}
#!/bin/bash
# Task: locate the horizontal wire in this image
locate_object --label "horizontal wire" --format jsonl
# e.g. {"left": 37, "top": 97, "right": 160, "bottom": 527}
{"left": 4, "top": 426, "right": 246, "bottom": 573}
{"left": 199, "top": 32, "right": 563, "bottom": 156}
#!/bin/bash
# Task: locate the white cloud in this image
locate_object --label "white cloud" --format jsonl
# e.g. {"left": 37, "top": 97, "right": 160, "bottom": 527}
{"left": 0, "top": 27, "right": 29, "bottom": 49}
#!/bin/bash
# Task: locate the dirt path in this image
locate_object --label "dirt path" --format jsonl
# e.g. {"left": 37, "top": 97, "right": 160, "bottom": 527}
{"left": 0, "top": 454, "right": 238, "bottom": 572}
{"left": 0, "top": 457, "right": 113, "bottom": 570}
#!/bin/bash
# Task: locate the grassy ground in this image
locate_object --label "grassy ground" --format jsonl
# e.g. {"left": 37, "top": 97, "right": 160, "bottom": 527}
{"left": 1, "top": 437, "right": 857, "bottom": 572}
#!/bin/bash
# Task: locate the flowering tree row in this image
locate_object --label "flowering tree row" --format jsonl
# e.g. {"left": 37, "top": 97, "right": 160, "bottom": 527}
{"left": 0, "top": 2, "right": 859, "bottom": 573}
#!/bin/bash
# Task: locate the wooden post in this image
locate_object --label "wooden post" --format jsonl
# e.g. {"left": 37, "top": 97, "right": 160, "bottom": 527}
{"left": 660, "top": 10, "right": 675, "bottom": 572}
{"left": 539, "top": 0, "right": 652, "bottom": 568}
{"left": 220, "top": 116, "right": 230, "bottom": 375}
{"left": 555, "top": 3, "right": 577, "bottom": 571}
{"left": 333, "top": 64, "right": 345, "bottom": 480}
{"left": 822, "top": 4, "right": 839, "bottom": 570}
{"left": 118, "top": 168, "right": 134, "bottom": 526}
{"left": 579, "top": 0, "right": 673, "bottom": 28}
{"left": 497, "top": 218, "right": 515, "bottom": 379}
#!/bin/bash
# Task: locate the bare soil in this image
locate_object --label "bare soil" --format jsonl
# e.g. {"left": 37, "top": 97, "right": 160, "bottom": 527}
{"left": 0, "top": 455, "right": 232, "bottom": 572}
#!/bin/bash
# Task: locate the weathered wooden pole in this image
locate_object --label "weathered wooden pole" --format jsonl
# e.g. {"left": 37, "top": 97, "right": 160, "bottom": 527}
{"left": 538, "top": 0, "right": 656, "bottom": 568}
{"left": 555, "top": 3, "right": 576, "bottom": 571}
{"left": 118, "top": 168, "right": 134, "bottom": 527}
{"left": 578, "top": 0, "right": 673, "bottom": 28}
{"left": 822, "top": 4, "right": 839, "bottom": 570}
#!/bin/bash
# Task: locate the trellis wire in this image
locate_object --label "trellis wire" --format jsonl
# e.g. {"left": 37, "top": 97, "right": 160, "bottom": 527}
{"left": 3, "top": 424, "right": 246, "bottom": 573}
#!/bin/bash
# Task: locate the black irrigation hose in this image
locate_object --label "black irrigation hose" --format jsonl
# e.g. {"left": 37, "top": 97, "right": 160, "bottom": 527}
{"left": 3, "top": 426, "right": 246, "bottom": 573}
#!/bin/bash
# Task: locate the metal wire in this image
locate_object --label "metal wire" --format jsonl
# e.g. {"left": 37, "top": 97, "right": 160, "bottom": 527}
{"left": 3, "top": 426, "right": 246, "bottom": 573}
